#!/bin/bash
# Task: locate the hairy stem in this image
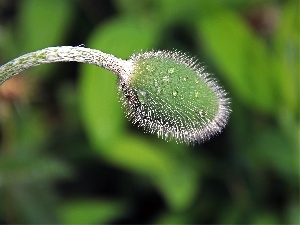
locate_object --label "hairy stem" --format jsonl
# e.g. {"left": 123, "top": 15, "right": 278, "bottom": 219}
{"left": 0, "top": 46, "right": 132, "bottom": 85}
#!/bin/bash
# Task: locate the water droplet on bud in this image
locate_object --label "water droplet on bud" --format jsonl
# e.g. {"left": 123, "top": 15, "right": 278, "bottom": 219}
{"left": 162, "top": 76, "right": 169, "bottom": 82}
{"left": 199, "top": 109, "right": 207, "bottom": 118}
{"left": 157, "top": 87, "right": 162, "bottom": 94}
{"left": 168, "top": 68, "right": 175, "bottom": 74}
{"left": 146, "top": 64, "right": 154, "bottom": 72}
{"left": 137, "top": 90, "right": 147, "bottom": 104}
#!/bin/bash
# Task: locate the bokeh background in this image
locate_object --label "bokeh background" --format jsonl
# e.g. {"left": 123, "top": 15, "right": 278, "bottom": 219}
{"left": 0, "top": 0, "right": 299, "bottom": 224}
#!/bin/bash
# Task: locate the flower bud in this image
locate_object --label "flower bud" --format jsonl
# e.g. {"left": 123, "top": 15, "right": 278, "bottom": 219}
{"left": 119, "top": 50, "right": 231, "bottom": 144}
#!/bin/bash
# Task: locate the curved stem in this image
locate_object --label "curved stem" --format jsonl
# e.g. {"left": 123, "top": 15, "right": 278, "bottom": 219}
{"left": 0, "top": 46, "right": 133, "bottom": 85}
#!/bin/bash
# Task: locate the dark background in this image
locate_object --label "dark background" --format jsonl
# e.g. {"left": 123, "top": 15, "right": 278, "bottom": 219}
{"left": 0, "top": 0, "right": 299, "bottom": 224}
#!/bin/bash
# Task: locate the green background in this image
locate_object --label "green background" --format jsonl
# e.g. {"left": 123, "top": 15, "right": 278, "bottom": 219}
{"left": 0, "top": 0, "right": 298, "bottom": 224}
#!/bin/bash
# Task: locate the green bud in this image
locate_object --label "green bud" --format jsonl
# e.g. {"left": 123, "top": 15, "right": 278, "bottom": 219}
{"left": 119, "top": 50, "right": 231, "bottom": 144}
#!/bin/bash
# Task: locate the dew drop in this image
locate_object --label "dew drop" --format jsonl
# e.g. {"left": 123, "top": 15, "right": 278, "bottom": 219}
{"left": 146, "top": 64, "right": 154, "bottom": 72}
{"left": 162, "top": 76, "right": 169, "bottom": 82}
{"left": 137, "top": 90, "right": 147, "bottom": 104}
{"left": 168, "top": 68, "right": 175, "bottom": 74}
{"left": 157, "top": 87, "right": 162, "bottom": 94}
{"left": 195, "top": 91, "right": 200, "bottom": 98}
{"left": 199, "top": 109, "right": 207, "bottom": 118}
{"left": 172, "top": 90, "right": 178, "bottom": 97}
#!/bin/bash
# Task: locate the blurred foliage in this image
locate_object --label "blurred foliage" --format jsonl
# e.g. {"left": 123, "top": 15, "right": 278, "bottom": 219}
{"left": 0, "top": 0, "right": 299, "bottom": 224}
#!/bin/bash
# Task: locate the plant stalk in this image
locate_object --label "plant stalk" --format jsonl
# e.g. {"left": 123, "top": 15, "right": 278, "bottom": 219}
{"left": 0, "top": 46, "right": 132, "bottom": 85}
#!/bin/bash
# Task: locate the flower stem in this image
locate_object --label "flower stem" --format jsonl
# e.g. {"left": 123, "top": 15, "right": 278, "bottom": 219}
{"left": 0, "top": 46, "right": 132, "bottom": 85}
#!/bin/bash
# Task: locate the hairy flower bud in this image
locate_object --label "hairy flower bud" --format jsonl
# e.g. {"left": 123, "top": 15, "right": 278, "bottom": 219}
{"left": 119, "top": 50, "right": 231, "bottom": 144}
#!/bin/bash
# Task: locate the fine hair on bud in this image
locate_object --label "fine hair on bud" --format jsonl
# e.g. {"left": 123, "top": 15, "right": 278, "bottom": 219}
{"left": 118, "top": 50, "right": 231, "bottom": 144}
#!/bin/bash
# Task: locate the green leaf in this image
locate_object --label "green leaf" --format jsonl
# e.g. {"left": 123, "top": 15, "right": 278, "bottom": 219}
{"left": 107, "top": 135, "right": 200, "bottom": 211}
{"left": 17, "top": 0, "right": 74, "bottom": 51}
{"left": 244, "top": 127, "right": 298, "bottom": 179}
{"left": 59, "top": 199, "right": 125, "bottom": 224}
{"left": 155, "top": 158, "right": 199, "bottom": 211}
{"left": 15, "top": 0, "right": 74, "bottom": 78}
{"left": 0, "top": 152, "right": 71, "bottom": 185}
{"left": 155, "top": 211, "right": 192, "bottom": 224}
{"left": 8, "top": 184, "right": 59, "bottom": 224}
{"left": 105, "top": 134, "right": 175, "bottom": 176}
{"left": 252, "top": 212, "right": 279, "bottom": 225}
{"left": 197, "top": 11, "right": 276, "bottom": 113}
{"left": 272, "top": 0, "right": 299, "bottom": 116}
